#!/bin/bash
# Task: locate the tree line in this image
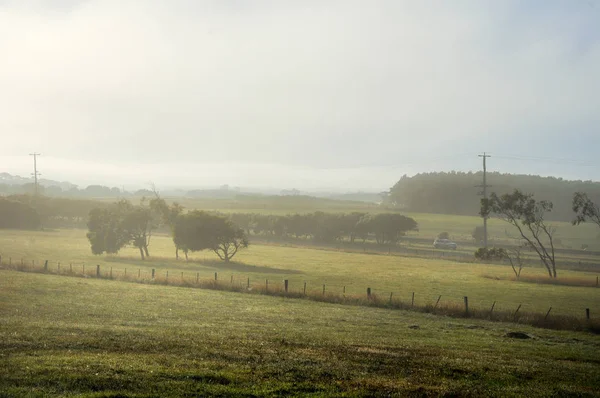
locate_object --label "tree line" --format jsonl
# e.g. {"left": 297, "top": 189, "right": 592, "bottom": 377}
{"left": 389, "top": 172, "right": 600, "bottom": 221}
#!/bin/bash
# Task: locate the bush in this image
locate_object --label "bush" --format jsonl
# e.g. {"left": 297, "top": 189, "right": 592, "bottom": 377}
{"left": 474, "top": 247, "right": 507, "bottom": 261}
{"left": 437, "top": 231, "right": 450, "bottom": 240}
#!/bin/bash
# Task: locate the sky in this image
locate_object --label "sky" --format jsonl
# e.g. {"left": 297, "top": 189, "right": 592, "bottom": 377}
{"left": 1, "top": 0, "right": 599, "bottom": 191}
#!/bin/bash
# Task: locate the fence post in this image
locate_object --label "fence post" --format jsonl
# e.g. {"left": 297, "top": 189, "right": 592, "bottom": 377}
{"left": 166, "top": 271, "right": 169, "bottom": 283}
{"left": 96, "top": 264, "right": 101, "bottom": 277}
{"left": 110, "top": 267, "right": 113, "bottom": 279}
{"left": 597, "top": 276, "right": 598, "bottom": 287}
{"left": 434, "top": 295, "right": 441, "bottom": 310}
{"left": 586, "top": 308, "right": 590, "bottom": 320}
{"left": 124, "top": 268, "right": 127, "bottom": 277}
{"left": 367, "top": 287, "right": 371, "bottom": 299}
{"left": 70, "top": 263, "right": 72, "bottom": 273}
{"left": 490, "top": 301, "right": 496, "bottom": 316}
{"left": 82, "top": 264, "right": 85, "bottom": 276}
{"left": 214, "top": 272, "right": 217, "bottom": 281}
{"left": 389, "top": 292, "right": 393, "bottom": 304}
{"left": 44, "top": 260, "right": 48, "bottom": 272}
{"left": 266, "top": 279, "right": 268, "bottom": 292}
{"left": 411, "top": 292, "right": 415, "bottom": 307}
{"left": 138, "top": 269, "right": 141, "bottom": 278}
{"left": 464, "top": 296, "right": 469, "bottom": 316}
{"left": 545, "top": 307, "right": 552, "bottom": 320}
{"left": 9, "top": 257, "right": 11, "bottom": 266}
{"left": 514, "top": 304, "right": 522, "bottom": 321}
{"left": 284, "top": 280, "right": 288, "bottom": 293}
{"left": 57, "top": 262, "right": 60, "bottom": 272}
{"left": 151, "top": 269, "right": 155, "bottom": 279}
{"left": 33, "top": 260, "right": 35, "bottom": 267}
{"left": 197, "top": 273, "right": 200, "bottom": 284}
{"left": 247, "top": 277, "right": 250, "bottom": 288}
{"left": 343, "top": 286, "right": 346, "bottom": 295}
{"left": 323, "top": 284, "right": 326, "bottom": 295}
{"left": 303, "top": 282, "right": 306, "bottom": 295}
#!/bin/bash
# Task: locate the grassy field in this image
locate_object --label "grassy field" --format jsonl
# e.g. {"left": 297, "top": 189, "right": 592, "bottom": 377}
{"left": 1, "top": 270, "right": 600, "bottom": 396}
{"left": 1, "top": 229, "right": 599, "bottom": 319}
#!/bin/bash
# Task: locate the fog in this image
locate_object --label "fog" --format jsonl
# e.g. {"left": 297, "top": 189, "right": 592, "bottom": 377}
{"left": 1, "top": 1, "right": 599, "bottom": 190}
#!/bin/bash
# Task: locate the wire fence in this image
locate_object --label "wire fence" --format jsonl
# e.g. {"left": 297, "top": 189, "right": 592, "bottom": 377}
{"left": 0, "top": 254, "right": 598, "bottom": 334}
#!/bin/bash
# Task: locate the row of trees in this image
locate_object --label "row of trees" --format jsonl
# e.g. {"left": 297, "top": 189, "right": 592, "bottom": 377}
{"left": 0, "top": 197, "right": 40, "bottom": 229}
{"left": 86, "top": 196, "right": 248, "bottom": 262}
{"left": 228, "top": 212, "right": 418, "bottom": 246}
{"left": 480, "top": 190, "right": 600, "bottom": 279}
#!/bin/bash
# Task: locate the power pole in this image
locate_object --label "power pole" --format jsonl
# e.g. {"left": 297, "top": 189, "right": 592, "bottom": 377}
{"left": 477, "top": 152, "right": 491, "bottom": 247}
{"left": 29, "top": 153, "right": 41, "bottom": 196}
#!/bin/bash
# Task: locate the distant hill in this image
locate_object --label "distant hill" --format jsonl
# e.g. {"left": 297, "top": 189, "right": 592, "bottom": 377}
{"left": 0, "top": 172, "right": 77, "bottom": 191}
{"left": 389, "top": 172, "right": 600, "bottom": 222}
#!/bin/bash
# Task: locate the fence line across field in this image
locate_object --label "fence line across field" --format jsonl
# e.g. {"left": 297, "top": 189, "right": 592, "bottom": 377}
{"left": 0, "top": 255, "right": 596, "bottom": 325}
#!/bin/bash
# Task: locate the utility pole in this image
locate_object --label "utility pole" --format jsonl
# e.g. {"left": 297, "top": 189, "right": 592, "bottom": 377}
{"left": 29, "top": 153, "right": 41, "bottom": 196}
{"left": 477, "top": 152, "right": 491, "bottom": 247}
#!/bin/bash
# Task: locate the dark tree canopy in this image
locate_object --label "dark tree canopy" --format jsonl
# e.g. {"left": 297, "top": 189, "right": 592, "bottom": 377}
{"left": 0, "top": 197, "right": 41, "bottom": 229}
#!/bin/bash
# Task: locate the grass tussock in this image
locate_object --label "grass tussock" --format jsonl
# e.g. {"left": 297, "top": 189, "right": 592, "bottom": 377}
{"left": 3, "top": 260, "right": 598, "bottom": 335}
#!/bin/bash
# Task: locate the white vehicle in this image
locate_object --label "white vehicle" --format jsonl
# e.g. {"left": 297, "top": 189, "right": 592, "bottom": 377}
{"left": 433, "top": 239, "right": 457, "bottom": 250}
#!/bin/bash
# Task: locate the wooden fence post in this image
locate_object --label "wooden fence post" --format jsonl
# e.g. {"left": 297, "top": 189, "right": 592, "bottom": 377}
{"left": 303, "top": 282, "right": 306, "bottom": 295}
{"left": 389, "top": 292, "right": 393, "bottom": 304}
{"left": 110, "top": 267, "right": 113, "bottom": 279}
{"left": 464, "top": 296, "right": 469, "bottom": 316}
{"left": 266, "top": 279, "right": 268, "bottom": 292}
{"left": 284, "top": 280, "right": 288, "bottom": 293}
{"left": 434, "top": 295, "right": 441, "bottom": 310}
{"left": 545, "top": 307, "right": 552, "bottom": 320}
{"left": 151, "top": 269, "right": 155, "bottom": 279}
{"left": 182, "top": 272, "right": 184, "bottom": 281}
{"left": 411, "top": 292, "right": 415, "bottom": 307}
{"left": 343, "top": 286, "right": 346, "bottom": 295}
{"left": 124, "top": 268, "right": 127, "bottom": 277}
{"left": 166, "top": 271, "right": 169, "bottom": 283}
{"left": 367, "top": 287, "right": 371, "bottom": 299}
{"left": 44, "top": 260, "right": 48, "bottom": 272}
{"left": 597, "top": 276, "right": 598, "bottom": 287}
{"left": 586, "top": 308, "right": 590, "bottom": 320}
{"left": 82, "top": 264, "right": 85, "bottom": 276}
{"left": 247, "top": 277, "right": 250, "bottom": 288}
{"left": 514, "top": 304, "right": 522, "bottom": 321}
{"left": 138, "top": 269, "right": 141, "bottom": 278}
{"left": 214, "top": 272, "right": 217, "bottom": 281}
{"left": 57, "top": 262, "right": 60, "bottom": 272}
{"left": 96, "top": 264, "right": 100, "bottom": 277}
{"left": 323, "top": 284, "right": 326, "bottom": 295}
{"left": 70, "top": 263, "right": 72, "bottom": 273}
{"left": 197, "top": 273, "right": 200, "bottom": 284}
{"left": 9, "top": 257, "right": 11, "bottom": 266}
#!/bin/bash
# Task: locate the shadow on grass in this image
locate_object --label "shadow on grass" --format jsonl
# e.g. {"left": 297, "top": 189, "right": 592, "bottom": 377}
{"left": 102, "top": 255, "right": 302, "bottom": 275}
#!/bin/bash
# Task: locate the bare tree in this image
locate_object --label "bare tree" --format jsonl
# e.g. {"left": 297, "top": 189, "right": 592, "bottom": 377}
{"left": 481, "top": 190, "right": 557, "bottom": 278}
{"left": 505, "top": 244, "right": 525, "bottom": 279}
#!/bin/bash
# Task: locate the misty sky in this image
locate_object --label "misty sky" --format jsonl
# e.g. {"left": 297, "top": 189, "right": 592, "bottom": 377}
{"left": 1, "top": 1, "right": 599, "bottom": 191}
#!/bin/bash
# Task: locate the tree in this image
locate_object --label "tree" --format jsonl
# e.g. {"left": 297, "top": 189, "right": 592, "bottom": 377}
{"left": 369, "top": 213, "right": 418, "bottom": 246}
{"left": 86, "top": 199, "right": 157, "bottom": 260}
{"left": 572, "top": 192, "right": 600, "bottom": 228}
{"left": 86, "top": 207, "right": 129, "bottom": 255}
{"left": 481, "top": 190, "right": 558, "bottom": 278}
{"left": 210, "top": 218, "right": 249, "bottom": 262}
{"left": 0, "top": 197, "right": 41, "bottom": 229}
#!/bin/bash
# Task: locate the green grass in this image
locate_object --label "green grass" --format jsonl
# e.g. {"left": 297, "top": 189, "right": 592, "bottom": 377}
{"left": 1, "top": 270, "right": 600, "bottom": 396}
{"left": 1, "top": 229, "right": 599, "bottom": 320}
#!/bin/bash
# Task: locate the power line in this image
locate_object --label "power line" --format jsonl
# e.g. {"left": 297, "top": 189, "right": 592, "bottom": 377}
{"left": 29, "top": 153, "right": 41, "bottom": 196}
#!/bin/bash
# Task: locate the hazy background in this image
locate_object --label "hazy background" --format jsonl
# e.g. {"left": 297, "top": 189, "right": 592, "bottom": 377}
{"left": 1, "top": 0, "right": 599, "bottom": 190}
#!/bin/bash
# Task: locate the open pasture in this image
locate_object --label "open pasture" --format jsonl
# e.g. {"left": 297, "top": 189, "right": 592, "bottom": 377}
{"left": 1, "top": 270, "right": 600, "bottom": 396}
{"left": 1, "top": 229, "right": 598, "bottom": 320}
